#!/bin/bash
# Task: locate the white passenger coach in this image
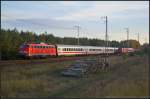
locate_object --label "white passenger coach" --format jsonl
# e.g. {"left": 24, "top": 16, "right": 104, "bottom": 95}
{"left": 56, "top": 44, "right": 118, "bottom": 56}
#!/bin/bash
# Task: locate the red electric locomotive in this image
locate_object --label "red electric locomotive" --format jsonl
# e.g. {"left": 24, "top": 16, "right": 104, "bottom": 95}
{"left": 19, "top": 42, "right": 57, "bottom": 58}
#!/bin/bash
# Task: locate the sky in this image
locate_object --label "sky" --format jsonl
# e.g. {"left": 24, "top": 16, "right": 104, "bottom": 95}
{"left": 1, "top": 1, "right": 149, "bottom": 44}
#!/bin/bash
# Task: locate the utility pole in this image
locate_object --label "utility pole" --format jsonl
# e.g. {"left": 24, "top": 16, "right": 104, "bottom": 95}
{"left": 102, "top": 16, "right": 108, "bottom": 55}
{"left": 45, "top": 31, "right": 47, "bottom": 43}
{"left": 137, "top": 33, "right": 139, "bottom": 43}
{"left": 74, "top": 25, "right": 81, "bottom": 45}
{"left": 124, "top": 28, "right": 129, "bottom": 48}
{"left": 101, "top": 16, "right": 109, "bottom": 67}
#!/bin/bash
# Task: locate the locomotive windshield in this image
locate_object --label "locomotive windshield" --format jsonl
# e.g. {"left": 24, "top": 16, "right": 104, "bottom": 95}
{"left": 20, "top": 44, "right": 29, "bottom": 48}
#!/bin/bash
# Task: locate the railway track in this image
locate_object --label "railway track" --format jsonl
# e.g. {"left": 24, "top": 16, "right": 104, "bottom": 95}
{"left": 0, "top": 56, "right": 94, "bottom": 67}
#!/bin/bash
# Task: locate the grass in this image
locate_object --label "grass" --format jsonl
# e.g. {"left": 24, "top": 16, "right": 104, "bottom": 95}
{"left": 1, "top": 54, "right": 149, "bottom": 98}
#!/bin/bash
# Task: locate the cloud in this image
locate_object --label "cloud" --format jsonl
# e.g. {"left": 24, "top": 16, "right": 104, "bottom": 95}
{"left": 55, "top": 1, "right": 149, "bottom": 21}
{"left": 60, "top": 1, "right": 77, "bottom": 6}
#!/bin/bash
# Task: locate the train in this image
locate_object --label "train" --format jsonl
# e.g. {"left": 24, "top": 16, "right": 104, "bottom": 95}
{"left": 19, "top": 42, "right": 135, "bottom": 58}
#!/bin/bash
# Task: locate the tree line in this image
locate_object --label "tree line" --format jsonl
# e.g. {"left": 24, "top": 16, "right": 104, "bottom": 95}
{"left": 0, "top": 28, "right": 141, "bottom": 60}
